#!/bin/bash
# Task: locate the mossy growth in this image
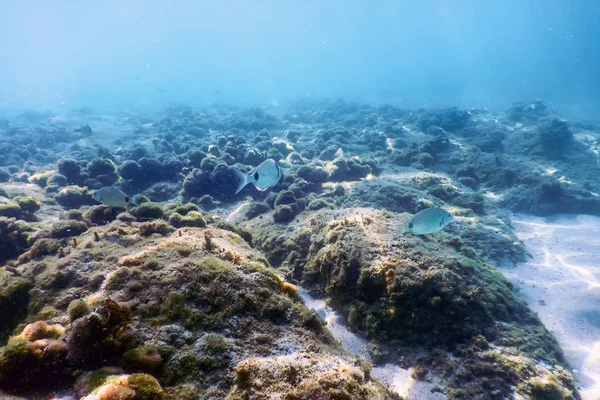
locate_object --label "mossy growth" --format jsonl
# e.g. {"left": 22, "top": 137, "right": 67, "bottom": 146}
{"left": 28, "top": 172, "right": 53, "bottom": 187}
{"left": 273, "top": 205, "right": 297, "bottom": 223}
{"left": 12, "top": 197, "right": 41, "bottom": 214}
{"left": 517, "top": 372, "right": 577, "bottom": 400}
{"left": 245, "top": 201, "right": 271, "bottom": 219}
{"left": 50, "top": 220, "right": 89, "bottom": 238}
{"left": 133, "top": 202, "right": 164, "bottom": 220}
{"left": 203, "top": 333, "right": 230, "bottom": 355}
{"left": 121, "top": 346, "right": 162, "bottom": 373}
{"left": 168, "top": 211, "right": 207, "bottom": 228}
{"left": 139, "top": 221, "right": 174, "bottom": 237}
{"left": 164, "top": 202, "right": 199, "bottom": 218}
{"left": 210, "top": 220, "right": 252, "bottom": 245}
{"left": 126, "top": 373, "right": 165, "bottom": 400}
{"left": 18, "top": 238, "right": 60, "bottom": 263}
{"left": 67, "top": 299, "right": 91, "bottom": 322}
{"left": 0, "top": 272, "right": 33, "bottom": 343}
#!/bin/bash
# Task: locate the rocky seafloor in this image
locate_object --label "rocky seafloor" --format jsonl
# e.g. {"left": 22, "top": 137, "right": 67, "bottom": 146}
{"left": 0, "top": 100, "right": 598, "bottom": 399}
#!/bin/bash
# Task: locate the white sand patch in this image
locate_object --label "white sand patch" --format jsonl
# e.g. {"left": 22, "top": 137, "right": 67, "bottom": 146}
{"left": 299, "top": 288, "right": 445, "bottom": 399}
{"left": 509, "top": 214, "right": 600, "bottom": 400}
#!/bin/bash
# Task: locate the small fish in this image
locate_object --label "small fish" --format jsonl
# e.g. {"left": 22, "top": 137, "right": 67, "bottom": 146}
{"left": 74, "top": 124, "right": 92, "bottom": 136}
{"left": 234, "top": 158, "right": 283, "bottom": 194}
{"left": 92, "top": 186, "right": 132, "bottom": 207}
{"left": 407, "top": 207, "right": 454, "bottom": 235}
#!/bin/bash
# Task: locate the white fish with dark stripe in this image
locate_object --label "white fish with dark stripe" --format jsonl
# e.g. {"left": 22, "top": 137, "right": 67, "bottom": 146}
{"left": 92, "top": 186, "right": 131, "bottom": 207}
{"left": 407, "top": 207, "right": 454, "bottom": 235}
{"left": 234, "top": 158, "right": 283, "bottom": 194}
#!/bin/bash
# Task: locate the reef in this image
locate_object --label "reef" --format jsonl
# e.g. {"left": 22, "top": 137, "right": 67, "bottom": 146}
{"left": 1, "top": 99, "right": 597, "bottom": 399}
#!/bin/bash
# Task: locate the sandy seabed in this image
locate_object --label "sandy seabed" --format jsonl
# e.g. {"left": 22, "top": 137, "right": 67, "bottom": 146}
{"left": 509, "top": 214, "right": 600, "bottom": 400}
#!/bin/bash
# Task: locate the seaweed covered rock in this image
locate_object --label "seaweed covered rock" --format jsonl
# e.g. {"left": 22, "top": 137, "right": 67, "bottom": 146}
{"left": 243, "top": 207, "right": 578, "bottom": 399}
{"left": 0, "top": 271, "right": 33, "bottom": 343}
{"left": 86, "top": 158, "right": 118, "bottom": 186}
{"left": 55, "top": 185, "right": 95, "bottom": 209}
{"left": 0, "top": 168, "right": 11, "bottom": 183}
{"left": 0, "top": 197, "right": 40, "bottom": 221}
{"left": 132, "top": 202, "right": 164, "bottom": 220}
{"left": 66, "top": 299, "right": 133, "bottom": 368}
{"left": 504, "top": 118, "right": 574, "bottom": 159}
{"left": 228, "top": 352, "right": 395, "bottom": 400}
{"left": 77, "top": 372, "right": 165, "bottom": 400}
{"left": 0, "top": 218, "right": 33, "bottom": 262}
{"left": 418, "top": 108, "right": 472, "bottom": 132}
{"left": 57, "top": 157, "right": 84, "bottom": 184}
{"left": 329, "top": 157, "right": 372, "bottom": 181}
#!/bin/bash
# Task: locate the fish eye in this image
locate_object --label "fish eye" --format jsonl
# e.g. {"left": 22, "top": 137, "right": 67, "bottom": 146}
{"left": 254, "top": 172, "right": 259, "bottom": 180}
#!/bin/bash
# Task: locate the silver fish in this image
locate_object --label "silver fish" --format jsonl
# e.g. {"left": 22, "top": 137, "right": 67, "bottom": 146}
{"left": 407, "top": 207, "right": 454, "bottom": 235}
{"left": 92, "top": 186, "right": 131, "bottom": 207}
{"left": 234, "top": 158, "right": 283, "bottom": 194}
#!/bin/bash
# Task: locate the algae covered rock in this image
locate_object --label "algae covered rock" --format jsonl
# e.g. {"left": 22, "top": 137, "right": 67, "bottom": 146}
{"left": 0, "top": 272, "right": 33, "bottom": 343}
{"left": 228, "top": 352, "right": 396, "bottom": 400}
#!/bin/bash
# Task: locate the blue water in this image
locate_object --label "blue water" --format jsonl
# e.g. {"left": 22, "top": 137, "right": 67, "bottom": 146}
{"left": 0, "top": 1, "right": 599, "bottom": 116}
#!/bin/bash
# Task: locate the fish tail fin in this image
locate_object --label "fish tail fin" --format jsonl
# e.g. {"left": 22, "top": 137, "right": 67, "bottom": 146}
{"left": 234, "top": 168, "right": 249, "bottom": 194}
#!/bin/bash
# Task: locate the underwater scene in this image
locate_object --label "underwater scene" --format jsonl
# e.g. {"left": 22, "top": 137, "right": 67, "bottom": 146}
{"left": 1, "top": 1, "right": 600, "bottom": 399}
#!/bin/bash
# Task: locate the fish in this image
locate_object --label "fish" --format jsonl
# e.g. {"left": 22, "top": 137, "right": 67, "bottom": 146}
{"left": 407, "top": 207, "right": 454, "bottom": 235}
{"left": 92, "top": 186, "right": 132, "bottom": 207}
{"left": 234, "top": 158, "right": 283, "bottom": 194}
{"left": 74, "top": 124, "right": 92, "bottom": 136}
